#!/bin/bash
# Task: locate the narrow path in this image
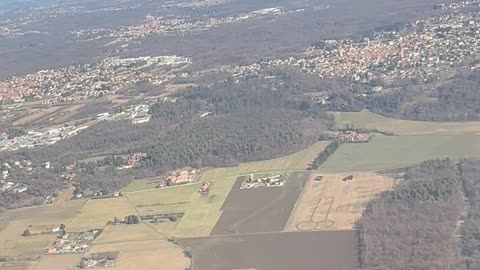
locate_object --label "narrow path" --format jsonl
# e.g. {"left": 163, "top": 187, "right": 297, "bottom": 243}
{"left": 456, "top": 166, "right": 472, "bottom": 269}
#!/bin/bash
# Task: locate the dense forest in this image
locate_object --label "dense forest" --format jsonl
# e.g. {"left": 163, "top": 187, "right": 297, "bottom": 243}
{"left": 402, "top": 73, "right": 480, "bottom": 121}
{"left": 358, "top": 158, "right": 480, "bottom": 269}
{"left": 0, "top": 69, "right": 335, "bottom": 204}
{"left": 458, "top": 159, "right": 480, "bottom": 269}
{"left": 357, "top": 159, "right": 464, "bottom": 270}
{"left": 328, "top": 71, "right": 480, "bottom": 121}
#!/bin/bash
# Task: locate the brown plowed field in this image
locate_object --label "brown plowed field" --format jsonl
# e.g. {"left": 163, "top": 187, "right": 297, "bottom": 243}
{"left": 179, "top": 230, "right": 358, "bottom": 270}
{"left": 210, "top": 171, "right": 310, "bottom": 235}
{"left": 286, "top": 172, "right": 394, "bottom": 231}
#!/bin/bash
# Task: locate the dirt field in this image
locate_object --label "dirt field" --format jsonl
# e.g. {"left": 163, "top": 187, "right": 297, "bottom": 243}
{"left": 0, "top": 261, "right": 34, "bottom": 270}
{"left": 31, "top": 254, "right": 82, "bottom": 270}
{"left": 12, "top": 107, "right": 59, "bottom": 126}
{"left": 286, "top": 173, "right": 394, "bottom": 231}
{"left": 67, "top": 197, "right": 137, "bottom": 232}
{"left": 89, "top": 239, "right": 190, "bottom": 270}
{"left": 210, "top": 171, "right": 310, "bottom": 235}
{"left": 179, "top": 230, "right": 358, "bottom": 270}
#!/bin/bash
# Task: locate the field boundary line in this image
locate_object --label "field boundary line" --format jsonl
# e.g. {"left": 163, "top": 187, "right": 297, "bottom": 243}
{"left": 192, "top": 228, "right": 358, "bottom": 239}
{"left": 283, "top": 172, "right": 310, "bottom": 231}
{"left": 65, "top": 199, "right": 89, "bottom": 230}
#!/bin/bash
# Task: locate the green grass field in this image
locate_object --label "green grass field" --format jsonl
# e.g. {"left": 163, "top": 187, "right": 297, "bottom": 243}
{"left": 334, "top": 110, "right": 480, "bottom": 135}
{"left": 121, "top": 179, "right": 152, "bottom": 193}
{"left": 198, "top": 141, "right": 329, "bottom": 181}
{"left": 319, "top": 134, "right": 480, "bottom": 172}
{"left": 0, "top": 199, "right": 85, "bottom": 261}
{"left": 126, "top": 177, "right": 237, "bottom": 237}
{"left": 67, "top": 197, "right": 137, "bottom": 232}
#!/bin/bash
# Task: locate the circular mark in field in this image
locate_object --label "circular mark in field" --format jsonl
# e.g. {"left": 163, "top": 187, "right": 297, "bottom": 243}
{"left": 297, "top": 221, "right": 317, "bottom": 231}
{"left": 315, "top": 220, "right": 334, "bottom": 230}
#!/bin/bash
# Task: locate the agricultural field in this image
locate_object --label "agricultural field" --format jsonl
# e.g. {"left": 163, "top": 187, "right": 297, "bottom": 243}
{"left": 334, "top": 110, "right": 480, "bottom": 135}
{"left": 94, "top": 223, "right": 162, "bottom": 244}
{"left": 199, "top": 141, "right": 329, "bottom": 180}
{"left": 0, "top": 261, "right": 34, "bottom": 270}
{"left": 67, "top": 197, "right": 137, "bottom": 232}
{"left": 286, "top": 173, "right": 394, "bottom": 231}
{"left": 120, "top": 178, "right": 160, "bottom": 193}
{"left": 0, "top": 199, "right": 85, "bottom": 260}
{"left": 89, "top": 239, "right": 189, "bottom": 270}
{"left": 126, "top": 177, "right": 237, "bottom": 237}
{"left": 211, "top": 171, "right": 310, "bottom": 235}
{"left": 179, "top": 231, "right": 358, "bottom": 270}
{"left": 319, "top": 134, "right": 480, "bottom": 172}
{"left": 31, "top": 254, "right": 82, "bottom": 270}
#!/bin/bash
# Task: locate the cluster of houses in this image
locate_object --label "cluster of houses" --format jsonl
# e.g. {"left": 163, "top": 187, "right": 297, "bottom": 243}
{"left": 240, "top": 174, "right": 286, "bottom": 189}
{"left": 117, "top": 152, "right": 148, "bottom": 169}
{"left": 0, "top": 125, "right": 89, "bottom": 152}
{"left": 73, "top": 8, "right": 286, "bottom": 47}
{"left": 0, "top": 180, "right": 28, "bottom": 193}
{"left": 79, "top": 251, "right": 119, "bottom": 269}
{"left": 435, "top": 0, "right": 480, "bottom": 10}
{"left": 47, "top": 230, "right": 102, "bottom": 255}
{"left": 335, "top": 131, "right": 373, "bottom": 143}
{"left": 165, "top": 168, "right": 197, "bottom": 186}
{"left": 0, "top": 55, "right": 191, "bottom": 105}
{"left": 229, "top": 7, "right": 480, "bottom": 88}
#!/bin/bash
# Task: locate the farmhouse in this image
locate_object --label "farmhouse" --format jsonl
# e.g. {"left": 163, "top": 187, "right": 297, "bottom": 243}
{"left": 164, "top": 168, "right": 197, "bottom": 186}
{"left": 240, "top": 174, "right": 286, "bottom": 189}
{"left": 79, "top": 251, "right": 120, "bottom": 269}
{"left": 47, "top": 229, "right": 102, "bottom": 255}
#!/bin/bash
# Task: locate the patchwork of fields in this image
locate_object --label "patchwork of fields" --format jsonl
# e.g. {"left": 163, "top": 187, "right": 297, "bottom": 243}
{"left": 3, "top": 113, "right": 480, "bottom": 270}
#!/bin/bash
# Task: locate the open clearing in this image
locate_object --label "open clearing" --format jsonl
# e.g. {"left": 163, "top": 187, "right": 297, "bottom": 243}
{"left": 210, "top": 171, "right": 310, "bottom": 235}
{"left": 89, "top": 239, "right": 189, "bottom": 270}
{"left": 67, "top": 197, "right": 137, "bottom": 232}
{"left": 320, "top": 134, "right": 480, "bottom": 172}
{"left": 0, "top": 200, "right": 85, "bottom": 260}
{"left": 94, "top": 223, "right": 162, "bottom": 244}
{"left": 126, "top": 177, "right": 237, "bottom": 238}
{"left": 286, "top": 172, "right": 394, "bottom": 231}
{"left": 0, "top": 261, "right": 34, "bottom": 270}
{"left": 32, "top": 254, "right": 82, "bottom": 270}
{"left": 199, "top": 141, "right": 329, "bottom": 180}
{"left": 179, "top": 230, "right": 358, "bottom": 270}
{"left": 334, "top": 110, "right": 480, "bottom": 135}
